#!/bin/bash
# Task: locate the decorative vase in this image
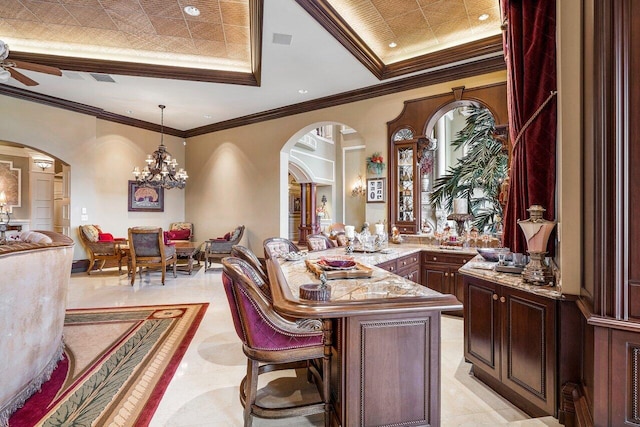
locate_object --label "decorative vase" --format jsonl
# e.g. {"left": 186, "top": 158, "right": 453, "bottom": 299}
{"left": 421, "top": 176, "right": 430, "bottom": 191}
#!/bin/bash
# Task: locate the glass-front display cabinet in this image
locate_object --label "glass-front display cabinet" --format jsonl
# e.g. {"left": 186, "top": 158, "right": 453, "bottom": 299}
{"left": 389, "top": 127, "right": 437, "bottom": 234}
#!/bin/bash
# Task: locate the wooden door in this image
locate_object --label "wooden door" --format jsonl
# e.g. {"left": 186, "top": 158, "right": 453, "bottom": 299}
{"left": 30, "top": 171, "right": 54, "bottom": 231}
{"left": 501, "top": 287, "right": 556, "bottom": 416}
{"left": 464, "top": 278, "right": 501, "bottom": 380}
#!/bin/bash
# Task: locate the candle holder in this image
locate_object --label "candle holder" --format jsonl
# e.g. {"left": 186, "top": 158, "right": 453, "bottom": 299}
{"left": 447, "top": 213, "right": 473, "bottom": 237}
{"left": 345, "top": 237, "right": 354, "bottom": 254}
{"left": 518, "top": 205, "right": 556, "bottom": 285}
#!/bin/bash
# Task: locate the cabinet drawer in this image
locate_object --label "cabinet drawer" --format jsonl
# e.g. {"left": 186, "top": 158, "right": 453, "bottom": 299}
{"left": 397, "top": 253, "right": 420, "bottom": 270}
{"left": 398, "top": 266, "right": 420, "bottom": 283}
{"left": 396, "top": 224, "right": 417, "bottom": 234}
{"left": 422, "top": 251, "right": 471, "bottom": 266}
{"left": 376, "top": 259, "right": 397, "bottom": 273}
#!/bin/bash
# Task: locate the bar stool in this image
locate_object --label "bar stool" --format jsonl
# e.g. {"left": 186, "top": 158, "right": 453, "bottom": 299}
{"left": 221, "top": 257, "right": 331, "bottom": 426}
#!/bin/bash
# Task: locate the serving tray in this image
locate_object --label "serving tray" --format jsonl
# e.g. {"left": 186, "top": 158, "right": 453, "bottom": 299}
{"left": 305, "top": 259, "right": 373, "bottom": 280}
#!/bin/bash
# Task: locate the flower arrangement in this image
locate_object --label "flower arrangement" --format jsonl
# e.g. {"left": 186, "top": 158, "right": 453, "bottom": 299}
{"left": 366, "top": 152, "right": 385, "bottom": 175}
{"left": 420, "top": 151, "right": 434, "bottom": 177}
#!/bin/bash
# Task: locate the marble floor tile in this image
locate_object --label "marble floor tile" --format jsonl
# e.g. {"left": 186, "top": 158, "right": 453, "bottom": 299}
{"left": 66, "top": 267, "right": 561, "bottom": 427}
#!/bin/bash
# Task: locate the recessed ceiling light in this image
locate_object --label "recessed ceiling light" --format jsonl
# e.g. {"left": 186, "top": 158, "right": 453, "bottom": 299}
{"left": 298, "top": 89, "right": 308, "bottom": 94}
{"left": 478, "top": 14, "right": 489, "bottom": 21}
{"left": 203, "top": 114, "right": 212, "bottom": 119}
{"left": 388, "top": 42, "right": 397, "bottom": 48}
{"left": 184, "top": 5, "right": 200, "bottom": 17}
{"left": 126, "top": 110, "right": 133, "bottom": 114}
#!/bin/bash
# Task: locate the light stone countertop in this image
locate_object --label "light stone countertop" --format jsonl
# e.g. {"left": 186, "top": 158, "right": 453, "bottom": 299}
{"left": 459, "top": 255, "right": 564, "bottom": 300}
{"left": 277, "top": 245, "right": 436, "bottom": 302}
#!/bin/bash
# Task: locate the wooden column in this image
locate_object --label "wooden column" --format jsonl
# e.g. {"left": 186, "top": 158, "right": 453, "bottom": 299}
{"left": 309, "top": 183, "right": 319, "bottom": 235}
{"left": 298, "top": 183, "right": 310, "bottom": 245}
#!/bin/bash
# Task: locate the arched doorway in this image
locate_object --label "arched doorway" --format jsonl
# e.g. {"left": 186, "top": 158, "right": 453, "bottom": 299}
{"left": 0, "top": 141, "right": 70, "bottom": 237}
{"left": 280, "top": 122, "right": 365, "bottom": 242}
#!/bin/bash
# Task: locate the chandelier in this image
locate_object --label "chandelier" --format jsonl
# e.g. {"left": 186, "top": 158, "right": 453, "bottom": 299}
{"left": 132, "top": 105, "right": 188, "bottom": 189}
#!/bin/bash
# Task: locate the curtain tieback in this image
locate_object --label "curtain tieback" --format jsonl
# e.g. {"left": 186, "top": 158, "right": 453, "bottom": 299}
{"left": 512, "top": 90, "right": 558, "bottom": 148}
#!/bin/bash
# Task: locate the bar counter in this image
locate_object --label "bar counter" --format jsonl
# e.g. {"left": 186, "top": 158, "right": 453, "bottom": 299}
{"left": 266, "top": 245, "right": 462, "bottom": 427}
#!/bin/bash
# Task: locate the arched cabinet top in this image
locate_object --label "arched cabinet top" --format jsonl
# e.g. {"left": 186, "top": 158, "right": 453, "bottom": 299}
{"left": 386, "top": 82, "right": 507, "bottom": 141}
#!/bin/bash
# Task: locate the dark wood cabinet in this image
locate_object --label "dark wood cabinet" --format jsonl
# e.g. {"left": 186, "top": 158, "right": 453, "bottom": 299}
{"left": 377, "top": 252, "right": 421, "bottom": 284}
{"left": 421, "top": 251, "right": 470, "bottom": 313}
{"left": 464, "top": 275, "right": 557, "bottom": 417}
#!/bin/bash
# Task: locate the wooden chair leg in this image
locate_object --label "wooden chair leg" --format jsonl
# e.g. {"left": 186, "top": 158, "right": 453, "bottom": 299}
{"left": 87, "top": 257, "right": 95, "bottom": 275}
{"left": 244, "top": 359, "right": 258, "bottom": 427}
{"left": 161, "top": 264, "right": 166, "bottom": 285}
{"left": 98, "top": 259, "right": 106, "bottom": 271}
{"left": 130, "top": 262, "right": 137, "bottom": 285}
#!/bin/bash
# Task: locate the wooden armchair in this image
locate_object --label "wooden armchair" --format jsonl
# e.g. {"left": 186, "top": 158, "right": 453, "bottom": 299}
{"left": 167, "top": 222, "right": 193, "bottom": 242}
{"left": 204, "top": 225, "right": 245, "bottom": 271}
{"left": 78, "top": 225, "right": 126, "bottom": 274}
{"left": 128, "top": 227, "right": 177, "bottom": 285}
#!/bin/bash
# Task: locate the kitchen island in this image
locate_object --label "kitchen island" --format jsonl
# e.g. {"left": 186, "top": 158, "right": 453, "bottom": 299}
{"left": 267, "top": 246, "right": 462, "bottom": 427}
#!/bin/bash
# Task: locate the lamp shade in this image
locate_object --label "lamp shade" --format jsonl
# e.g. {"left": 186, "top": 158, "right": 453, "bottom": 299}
{"left": 517, "top": 205, "right": 556, "bottom": 253}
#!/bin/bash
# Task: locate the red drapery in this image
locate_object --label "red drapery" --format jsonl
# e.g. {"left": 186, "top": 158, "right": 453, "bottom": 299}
{"left": 501, "top": 0, "right": 558, "bottom": 254}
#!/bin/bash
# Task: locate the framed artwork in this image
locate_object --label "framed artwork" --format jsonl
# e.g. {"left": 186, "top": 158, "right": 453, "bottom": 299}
{"left": 0, "top": 160, "right": 21, "bottom": 211}
{"left": 128, "top": 180, "right": 164, "bottom": 212}
{"left": 367, "top": 178, "right": 385, "bottom": 203}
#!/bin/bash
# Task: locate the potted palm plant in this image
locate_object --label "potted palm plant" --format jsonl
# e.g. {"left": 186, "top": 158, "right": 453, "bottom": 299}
{"left": 430, "top": 105, "right": 508, "bottom": 232}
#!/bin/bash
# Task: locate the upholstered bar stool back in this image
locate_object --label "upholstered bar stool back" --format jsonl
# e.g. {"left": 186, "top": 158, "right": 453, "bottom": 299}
{"left": 231, "top": 245, "right": 269, "bottom": 285}
{"left": 306, "top": 234, "right": 336, "bottom": 252}
{"left": 221, "top": 257, "right": 331, "bottom": 427}
{"left": 262, "top": 237, "right": 299, "bottom": 260}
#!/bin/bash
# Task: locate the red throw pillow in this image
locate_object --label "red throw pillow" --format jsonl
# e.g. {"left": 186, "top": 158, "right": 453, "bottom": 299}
{"left": 168, "top": 228, "right": 190, "bottom": 240}
{"left": 163, "top": 231, "right": 171, "bottom": 244}
{"left": 98, "top": 232, "right": 114, "bottom": 242}
{"left": 224, "top": 232, "right": 231, "bottom": 241}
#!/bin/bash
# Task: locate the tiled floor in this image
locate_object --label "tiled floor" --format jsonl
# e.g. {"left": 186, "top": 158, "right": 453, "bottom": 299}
{"left": 67, "top": 265, "right": 562, "bottom": 426}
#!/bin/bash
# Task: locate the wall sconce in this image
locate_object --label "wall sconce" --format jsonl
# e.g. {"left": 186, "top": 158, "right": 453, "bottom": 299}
{"left": 34, "top": 158, "right": 53, "bottom": 171}
{"left": 351, "top": 175, "right": 366, "bottom": 197}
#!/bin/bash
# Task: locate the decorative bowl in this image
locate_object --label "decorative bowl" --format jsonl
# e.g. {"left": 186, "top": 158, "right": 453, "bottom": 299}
{"left": 476, "top": 247, "right": 512, "bottom": 262}
{"left": 317, "top": 257, "right": 356, "bottom": 270}
{"left": 282, "top": 251, "right": 307, "bottom": 261}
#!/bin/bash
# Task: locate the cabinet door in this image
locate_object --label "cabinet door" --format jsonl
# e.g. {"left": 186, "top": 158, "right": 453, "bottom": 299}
{"left": 400, "top": 266, "right": 421, "bottom": 284}
{"left": 464, "top": 278, "right": 501, "bottom": 380}
{"left": 501, "top": 287, "right": 556, "bottom": 416}
{"left": 392, "top": 143, "right": 418, "bottom": 233}
{"left": 451, "top": 271, "right": 465, "bottom": 307}
{"left": 422, "top": 263, "right": 450, "bottom": 294}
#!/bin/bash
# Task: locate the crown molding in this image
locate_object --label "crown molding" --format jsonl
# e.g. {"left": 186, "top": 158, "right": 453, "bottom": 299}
{"left": 0, "top": 55, "right": 504, "bottom": 138}
{"left": 0, "top": 84, "right": 186, "bottom": 138}
{"left": 185, "top": 55, "right": 506, "bottom": 137}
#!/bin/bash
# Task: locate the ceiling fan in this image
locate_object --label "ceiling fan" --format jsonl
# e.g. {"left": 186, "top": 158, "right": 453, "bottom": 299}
{"left": 0, "top": 41, "right": 62, "bottom": 86}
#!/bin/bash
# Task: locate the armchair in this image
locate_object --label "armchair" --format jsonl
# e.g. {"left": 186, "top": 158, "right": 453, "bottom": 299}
{"left": 166, "top": 222, "right": 193, "bottom": 242}
{"left": 128, "top": 227, "right": 177, "bottom": 286}
{"left": 78, "top": 225, "right": 126, "bottom": 274}
{"left": 204, "top": 225, "right": 245, "bottom": 271}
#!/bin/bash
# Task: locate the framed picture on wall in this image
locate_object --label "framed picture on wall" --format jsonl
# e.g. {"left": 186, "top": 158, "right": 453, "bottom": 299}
{"left": 366, "top": 178, "right": 385, "bottom": 203}
{"left": 128, "top": 180, "right": 164, "bottom": 212}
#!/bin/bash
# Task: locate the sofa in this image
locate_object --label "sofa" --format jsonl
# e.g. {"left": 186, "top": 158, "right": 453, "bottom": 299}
{"left": 0, "top": 231, "right": 74, "bottom": 426}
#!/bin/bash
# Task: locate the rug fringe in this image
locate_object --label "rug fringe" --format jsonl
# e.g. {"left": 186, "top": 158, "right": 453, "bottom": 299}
{"left": 0, "top": 340, "right": 64, "bottom": 427}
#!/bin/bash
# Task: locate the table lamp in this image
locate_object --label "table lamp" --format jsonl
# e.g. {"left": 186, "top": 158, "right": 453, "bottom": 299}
{"left": 518, "top": 205, "right": 556, "bottom": 285}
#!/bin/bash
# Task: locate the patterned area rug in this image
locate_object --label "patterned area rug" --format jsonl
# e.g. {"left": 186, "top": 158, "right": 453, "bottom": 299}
{"left": 9, "top": 303, "right": 208, "bottom": 427}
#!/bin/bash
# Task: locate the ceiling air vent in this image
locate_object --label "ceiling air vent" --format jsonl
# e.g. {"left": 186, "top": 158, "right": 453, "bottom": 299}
{"left": 272, "top": 33, "right": 292, "bottom": 45}
{"left": 62, "top": 71, "right": 85, "bottom": 80}
{"left": 89, "top": 73, "right": 116, "bottom": 83}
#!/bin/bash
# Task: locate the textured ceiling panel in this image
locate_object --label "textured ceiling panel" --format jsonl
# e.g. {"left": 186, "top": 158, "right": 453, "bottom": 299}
{"left": 328, "top": 0, "right": 501, "bottom": 63}
{"left": 0, "top": 0, "right": 252, "bottom": 71}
